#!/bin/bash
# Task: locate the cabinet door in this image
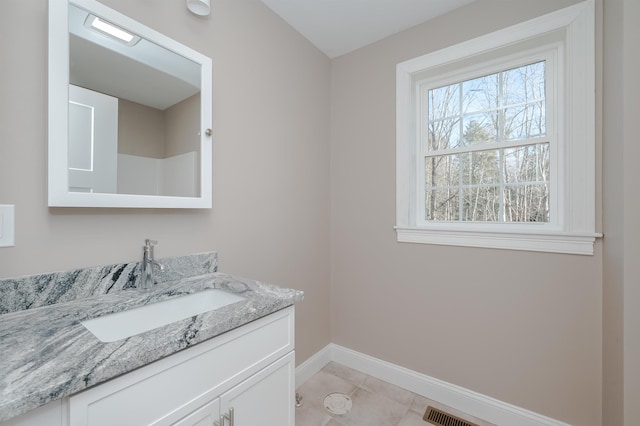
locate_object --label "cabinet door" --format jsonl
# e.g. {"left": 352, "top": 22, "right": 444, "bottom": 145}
{"left": 172, "top": 399, "right": 219, "bottom": 426}
{"left": 219, "top": 352, "right": 294, "bottom": 426}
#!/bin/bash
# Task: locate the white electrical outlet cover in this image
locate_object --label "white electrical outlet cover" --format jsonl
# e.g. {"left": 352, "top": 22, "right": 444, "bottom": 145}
{"left": 0, "top": 205, "right": 15, "bottom": 247}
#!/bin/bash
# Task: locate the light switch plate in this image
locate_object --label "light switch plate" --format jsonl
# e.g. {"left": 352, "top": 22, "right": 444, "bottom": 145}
{"left": 0, "top": 205, "right": 15, "bottom": 247}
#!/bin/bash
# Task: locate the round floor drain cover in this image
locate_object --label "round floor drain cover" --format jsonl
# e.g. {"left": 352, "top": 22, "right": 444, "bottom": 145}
{"left": 323, "top": 393, "right": 352, "bottom": 415}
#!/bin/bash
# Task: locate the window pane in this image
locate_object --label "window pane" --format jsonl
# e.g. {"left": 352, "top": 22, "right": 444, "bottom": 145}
{"left": 428, "top": 84, "right": 460, "bottom": 121}
{"left": 504, "top": 101, "right": 545, "bottom": 140}
{"left": 502, "top": 61, "right": 546, "bottom": 140}
{"left": 503, "top": 184, "right": 549, "bottom": 222}
{"left": 425, "top": 154, "right": 461, "bottom": 188}
{"left": 503, "top": 143, "right": 549, "bottom": 184}
{"left": 426, "top": 150, "right": 502, "bottom": 188}
{"left": 462, "top": 74, "right": 498, "bottom": 114}
{"left": 425, "top": 188, "right": 459, "bottom": 221}
{"left": 428, "top": 118, "right": 461, "bottom": 150}
{"left": 462, "top": 113, "right": 498, "bottom": 145}
{"left": 461, "top": 150, "right": 500, "bottom": 185}
{"left": 461, "top": 186, "right": 499, "bottom": 221}
{"left": 502, "top": 61, "right": 545, "bottom": 107}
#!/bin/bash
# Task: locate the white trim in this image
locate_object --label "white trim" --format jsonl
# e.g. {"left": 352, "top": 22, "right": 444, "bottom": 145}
{"left": 563, "top": 1, "right": 596, "bottom": 233}
{"left": 0, "top": 205, "right": 15, "bottom": 248}
{"left": 395, "top": 1, "right": 591, "bottom": 76}
{"left": 294, "top": 344, "right": 333, "bottom": 388}
{"left": 396, "top": 227, "right": 600, "bottom": 255}
{"left": 396, "top": 0, "right": 597, "bottom": 254}
{"left": 296, "top": 344, "right": 571, "bottom": 426}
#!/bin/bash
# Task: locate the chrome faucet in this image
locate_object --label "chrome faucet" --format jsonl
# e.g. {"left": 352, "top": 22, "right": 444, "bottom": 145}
{"left": 141, "top": 239, "right": 164, "bottom": 290}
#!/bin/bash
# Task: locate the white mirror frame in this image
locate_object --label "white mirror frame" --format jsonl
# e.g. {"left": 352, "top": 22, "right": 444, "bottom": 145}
{"left": 48, "top": 0, "right": 213, "bottom": 208}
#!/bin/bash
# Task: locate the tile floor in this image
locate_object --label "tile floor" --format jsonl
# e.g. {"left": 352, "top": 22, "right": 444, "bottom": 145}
{"left": 295, "top": 362, "right": 434, "bottom": 426}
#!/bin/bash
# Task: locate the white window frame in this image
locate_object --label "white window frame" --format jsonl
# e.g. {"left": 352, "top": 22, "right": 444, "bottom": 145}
{"left": 396, "top": 0, "right": 599, "bottom": 255}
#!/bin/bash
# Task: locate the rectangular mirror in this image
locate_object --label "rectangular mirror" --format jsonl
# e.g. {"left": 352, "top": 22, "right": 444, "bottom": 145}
{"left": 48, "top": 0, "right": 213, "bottom": 208}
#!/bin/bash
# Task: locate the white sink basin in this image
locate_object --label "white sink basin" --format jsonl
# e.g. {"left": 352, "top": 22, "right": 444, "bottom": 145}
{"left": 81, "top": 289, "right": 245, "bottom": 342}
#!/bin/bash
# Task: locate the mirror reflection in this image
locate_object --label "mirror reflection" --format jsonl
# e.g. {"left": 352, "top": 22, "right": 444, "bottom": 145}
{"left": 67, "top": 3, "right": 201, "bottom": 197}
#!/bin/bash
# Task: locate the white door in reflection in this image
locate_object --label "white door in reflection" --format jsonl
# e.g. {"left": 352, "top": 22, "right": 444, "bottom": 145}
{"left": 68, "top": 84, "right": 118, "bottom": 193}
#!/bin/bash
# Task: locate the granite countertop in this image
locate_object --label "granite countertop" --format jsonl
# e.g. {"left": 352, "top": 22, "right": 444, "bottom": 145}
{"left": 0, "top": 272, "right": 303, "bottom": 423}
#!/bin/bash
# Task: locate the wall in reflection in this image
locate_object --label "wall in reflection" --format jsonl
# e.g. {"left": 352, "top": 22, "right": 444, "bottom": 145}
{"left": 116, "top": 94, "right": 200, "bottom": 197}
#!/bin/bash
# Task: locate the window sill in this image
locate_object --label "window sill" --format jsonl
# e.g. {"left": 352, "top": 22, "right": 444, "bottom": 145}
{"left": 395, "top": 226, "right": 602, "bottom": 255}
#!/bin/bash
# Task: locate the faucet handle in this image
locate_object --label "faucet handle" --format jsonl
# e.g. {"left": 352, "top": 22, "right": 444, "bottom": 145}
{"left": 143, "top": 239, "right": 158, "bottom": 260}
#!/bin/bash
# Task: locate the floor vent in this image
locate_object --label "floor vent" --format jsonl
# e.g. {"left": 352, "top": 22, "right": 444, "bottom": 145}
{"left": 423, "top": 406, "right": 479, "bottom": 426}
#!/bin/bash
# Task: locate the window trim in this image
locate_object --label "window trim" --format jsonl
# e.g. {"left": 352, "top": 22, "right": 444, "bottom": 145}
{"left": 395, "top": 0, "right": 599, "bottom": 255}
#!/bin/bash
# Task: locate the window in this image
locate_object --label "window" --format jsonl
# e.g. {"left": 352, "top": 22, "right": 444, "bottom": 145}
{"left": 421, "top": 59, "right": 551, "bottom": 224}
{"left": 396, "top": 0, "right": 599, "bottom": 255}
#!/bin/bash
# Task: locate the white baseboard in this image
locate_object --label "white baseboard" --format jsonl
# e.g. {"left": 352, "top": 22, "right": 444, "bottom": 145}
{"left": 295, "top": 344, "right": 333, "bottom": 388}
{"left": 296, "top": 343, "right": 571, "bottom": 426}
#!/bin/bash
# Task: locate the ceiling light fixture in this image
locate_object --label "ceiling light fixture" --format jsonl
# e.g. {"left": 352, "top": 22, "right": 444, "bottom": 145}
{"left": 186, "top": 0, "right": 211, "bottom": 16}
{"left": 85, "top": 14, "right": 141, "bottom": 46}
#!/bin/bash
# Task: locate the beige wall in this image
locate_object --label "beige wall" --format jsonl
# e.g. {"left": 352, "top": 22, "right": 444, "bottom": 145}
{"left": 620, "top": 0, "right": 640, "bottom": 424}
{"left": 118, "top": 99, "right": 166, "bottom": 158}
{"left": 118, "top": 93, "right": 200, "bottom": 159}
{"left": 621, "top": 0, "right": 640, "bottom": 422}
{"left": 330, "top": 1, "right": 603, "bottom": 425}
{"left": 602, "top": 0, "right": 640, "bottom": 426}
{"left": 602, "top": 0, "right": 624, "bottom": 423}
{"left": 0, "top": 0, "right": 331, "bottom": 364}
{"left": 602, "top": 0, "right": 640, "bottom": 424}
{"left": 165, "top": 93, "right": 200, "bottom": 158}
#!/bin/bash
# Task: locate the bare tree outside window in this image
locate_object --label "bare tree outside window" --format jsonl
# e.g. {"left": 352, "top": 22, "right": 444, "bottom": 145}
{"left": 423, "top": 61, "right": 549, "bottom": 223}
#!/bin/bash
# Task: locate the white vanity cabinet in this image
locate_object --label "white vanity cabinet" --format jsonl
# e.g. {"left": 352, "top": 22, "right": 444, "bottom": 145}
{"left": 171, "top": 399, "right": 220, "bottom": 426}
{"left": 217, "top": 352, "right": 294, "bottom": 426}
{"left": 2, "top": 307, "right": 295, "bottom": 426}
{"left": 167, "top": 352, "right": 294, "bottom": 426}
{"left": 70, "top": 307, "right": 295, "bottom": 426}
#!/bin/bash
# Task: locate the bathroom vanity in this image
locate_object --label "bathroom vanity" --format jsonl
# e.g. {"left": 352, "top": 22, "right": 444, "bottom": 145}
{"left": 0, "top": 253, "right": 303, "bottom": 426}
{"left": 69, "top": 307, "right": 296, "bottom": 426}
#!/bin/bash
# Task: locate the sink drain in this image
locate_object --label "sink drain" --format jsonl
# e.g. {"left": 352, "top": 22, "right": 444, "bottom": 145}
{"left": 323, "top": 393, "right": 352, "bottom": 415}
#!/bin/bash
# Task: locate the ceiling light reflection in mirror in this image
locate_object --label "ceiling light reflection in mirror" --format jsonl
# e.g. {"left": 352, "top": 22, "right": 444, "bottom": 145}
{"left": 85, "top": 14, "right": 140, "bottom": 45}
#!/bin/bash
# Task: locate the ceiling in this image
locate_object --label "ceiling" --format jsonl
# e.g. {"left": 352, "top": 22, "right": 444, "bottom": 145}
{"left": 68, "top": 3, "right": 200, "bottom": 110}
{"left": 260, "top": 0, "right": 477, "bottom": 58}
